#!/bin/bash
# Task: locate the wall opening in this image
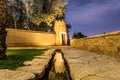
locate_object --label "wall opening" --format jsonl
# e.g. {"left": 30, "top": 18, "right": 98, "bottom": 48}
{"left": 62, "top": 34, "right": 66, "bottom": 45}
{"left": 60, "top": 32, "right": 67, "bottom": 45}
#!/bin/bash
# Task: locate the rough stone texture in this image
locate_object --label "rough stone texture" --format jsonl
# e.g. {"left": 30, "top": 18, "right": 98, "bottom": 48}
{"left": 62, "top": 47, "right": 120, "bottom": 80}
{"left": 0, "top": 0, "right": 7, "bottom": 59}
{"left": 0, "top": 69, "right": 36, "bottom": 80}
{"left": 34, "top": 55, "right": 51, "bottom": 59}
{"left": 17, "top": 48, "right": 54, "bottom": 79}
{"left": 23, "top": 59, "right": 49, "bottom": 67}
{"left": 54, "top": 20, "right": 68, "bottom": 45}
{"left": 17, "top": 65, "right": 45, "bottom": 78}
{"left": 6, "top": 20, "right": 68, "bottom": 47}
{"left": 0, "top": 48, "right": 55, "bottom": 79}
{"left": 71, "top": 30, "right": 120, "bottom": 57}
{"left": 6, "top": 28, "right": 56, "bottom": 47}
{"left": 82, "top": 68, "right": 120, "bottom": 80}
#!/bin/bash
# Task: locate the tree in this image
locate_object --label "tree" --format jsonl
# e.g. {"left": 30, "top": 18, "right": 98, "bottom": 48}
{"left": 0, "top": 0, "right": 7, "bottom": 59}
{"left": 6, "top": 0, "right": 18, "bottom": 29}
{"left": 66, "top": 23, "right": 71, "bottom": 45}
{"left": 72, "top": 31, "right": 87, "bottom": 39}
{"left": 6, "top": 0, "right": 68, "bottom": 32}
{"left": 66, "top": 23, "right": 71, "bottom": 33}
{"left": 31, "top": 0, "right": 67, "bottom": 31}
{"left": 6, "top": 0, "right": 26, "bottom": 29}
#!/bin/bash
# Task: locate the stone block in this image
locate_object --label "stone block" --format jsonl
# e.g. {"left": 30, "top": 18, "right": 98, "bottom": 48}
{"left": 17, "top": 65, "right": 45, "bottom": 78}
{"left": 0, "top": 69, "right": 36, "bottom": 80}
{"left": 70, "top": 30, "right": 120, "bottom": 57}
{"left": 23, "top": 59, "right": 49, "bottom": 67}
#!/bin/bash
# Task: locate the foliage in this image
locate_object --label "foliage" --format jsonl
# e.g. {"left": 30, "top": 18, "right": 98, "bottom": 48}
{"left": 0, "top": 49, "right": 46, "bottom": 69}
{"left": 32, "top": 13, "right": 55, "bottom": 27}
{"left": 31, "top": 0, "right": 67, "bottom": 31}
{"left": 66, "top": 23, "right": 71, "bottom": 33}
{"left": 6, "top": 0, "right": 26, "bottom": 29}
{"left": 72, "top": 31, "right": 87, "bottom": 39}
{"left": 6, "top": 0, "right": 68, "bottom": 32}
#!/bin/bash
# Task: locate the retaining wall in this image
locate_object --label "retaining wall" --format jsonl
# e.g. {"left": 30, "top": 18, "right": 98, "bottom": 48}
{"left": 71, "top": 30, "right": 120, "bottom": 57}
{"left": 6, "top": 28, "right": 56, "bottom": 46}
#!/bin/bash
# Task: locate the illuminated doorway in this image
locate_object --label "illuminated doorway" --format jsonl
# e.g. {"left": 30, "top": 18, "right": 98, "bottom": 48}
{"left": 62, "top": 34, "right": 66, "bottom": 45}
{"left": 60, "top": 32, "right": 67, "bottom": 45}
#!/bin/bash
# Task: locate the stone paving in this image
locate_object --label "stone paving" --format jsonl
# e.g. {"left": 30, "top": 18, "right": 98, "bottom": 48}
{"left": 61, "top": 47, "right": 120, "bottom": 80}
{"left": 0, "top": 69, "right": 35, "bottom": 80}
{"left": 0, "top": 48, "right": 55, "bottom": 80}
{"left": 17, "top": 48, "right": 55, "bottom": 79}
{"left": 0, "top": 46, "right": 120, "bottom": 80}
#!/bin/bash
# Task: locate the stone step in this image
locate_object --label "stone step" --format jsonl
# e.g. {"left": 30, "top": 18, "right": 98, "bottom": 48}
{"left": 34, "top": 55, "right": 51, "bottom": 59}
{"left": 0, "top": 69, "right": 36, "bottom": 80}
{"left": 17, "top": 65, "right": 45, "bottom": 79}
{"left": 23, "top": 59, "right": 49, "bottom": 67}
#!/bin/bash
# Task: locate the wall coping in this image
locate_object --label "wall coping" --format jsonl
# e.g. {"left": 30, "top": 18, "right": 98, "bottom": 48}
{"left": 6, "top": 28, "right": 55, "bottom": 34}
{"left": 88, "top": 30, "right": 120, "bottom": 38}
{"left": 71, "top": 30, "right": 120, "bottom": 40}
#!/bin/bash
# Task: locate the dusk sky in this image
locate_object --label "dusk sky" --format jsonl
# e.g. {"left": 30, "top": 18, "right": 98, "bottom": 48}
{"left": 66, "top": 0, "right": 120, "bottom": 37}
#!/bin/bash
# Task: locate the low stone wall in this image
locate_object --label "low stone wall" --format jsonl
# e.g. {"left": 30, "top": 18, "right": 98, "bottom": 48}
{"left": 6, "top": 28, "right": 56, "bottom": 46}
{"left": 71, "top": 30, "right": 120, "bottom": 57}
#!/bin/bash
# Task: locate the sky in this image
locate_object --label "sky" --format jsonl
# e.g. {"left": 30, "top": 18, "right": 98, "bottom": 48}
{"left": 66, "top": 0, "right": 120, "bottom": 37}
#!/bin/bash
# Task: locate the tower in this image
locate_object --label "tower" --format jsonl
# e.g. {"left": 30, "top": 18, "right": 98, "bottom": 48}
{"left": 54, "top": 20, "right": 68, "bottom": 45}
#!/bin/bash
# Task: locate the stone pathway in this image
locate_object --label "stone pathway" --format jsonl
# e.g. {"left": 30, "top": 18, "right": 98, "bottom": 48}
{"left": 0, "top": 48, "right": 55, "bottom": 80}
{"left": 0, "top": 69, "right": 35, "bottom": 80}
{"left": 0, "top": 46, "right": 120, "bottom": 80}
{"left": 62, "top": 47, "right": 120, "bottom": 80}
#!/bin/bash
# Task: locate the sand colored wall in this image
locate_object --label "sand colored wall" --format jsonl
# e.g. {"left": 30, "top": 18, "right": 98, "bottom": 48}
{"left": 6, "top": 28, "right": 56, "bottom": 46}
{"left": 71, "top": 30, "right": 120, "bottom": 57}
{"left": 54, "top": 20, "right": 68, "bottom": 45}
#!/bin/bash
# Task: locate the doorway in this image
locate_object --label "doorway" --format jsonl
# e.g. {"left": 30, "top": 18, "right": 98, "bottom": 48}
{"left": 62, "top": 34, "right": 66, "bottom": 45}
{"left": 60, "top": 32, "right": 67, "bottom": 45}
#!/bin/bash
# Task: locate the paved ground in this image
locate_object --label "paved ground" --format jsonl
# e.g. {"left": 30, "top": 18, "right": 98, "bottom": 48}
{"left": 0, "top": 48, "right": 55, "bottom": 80}
{"left": 3, "top": 46, "right": 120, "bottom": 80}
{"left": 61, "top": 47, "right": 120, "bottom": 80}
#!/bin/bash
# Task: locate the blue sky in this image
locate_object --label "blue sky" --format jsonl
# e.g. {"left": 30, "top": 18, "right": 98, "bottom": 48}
{"left": 66, "top": 0, "right": 120, "bottom": 37}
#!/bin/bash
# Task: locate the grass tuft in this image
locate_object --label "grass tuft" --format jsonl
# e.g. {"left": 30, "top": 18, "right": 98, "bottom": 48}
{"left": 0, "top": 49, "right": 46, "bottom": 69}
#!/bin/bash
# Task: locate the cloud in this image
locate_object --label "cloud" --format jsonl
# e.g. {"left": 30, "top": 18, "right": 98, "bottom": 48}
{"left": 67, "top": 0, "right": 120, "bottom": 24}
{"left": 66, "top": 0, "right": 120, "bottom": 36}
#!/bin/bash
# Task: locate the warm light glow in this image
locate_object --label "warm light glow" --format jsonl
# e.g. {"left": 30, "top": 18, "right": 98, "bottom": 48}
{"left": 54, "top": 52, "right": 65, "bottom": 73}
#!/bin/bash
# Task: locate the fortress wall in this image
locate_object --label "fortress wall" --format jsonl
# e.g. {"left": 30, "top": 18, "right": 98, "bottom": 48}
{"left": 6, "top": 28, "right": 56, "bottom": 46}
{"left": 71, "top": 30, "right": 120, "bottom": 57}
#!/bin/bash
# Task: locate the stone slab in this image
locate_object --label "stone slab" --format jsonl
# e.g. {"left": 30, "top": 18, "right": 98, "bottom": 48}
{"left": 17, "top": 65, "right": 45, "bottom": 78}
{"left": 81, "top": 68, "right": 120, "bottom": 80}
{"left": 34, "top": 55, "right": 51, "bottom": 59}
{"left": 0, "top": 69, "right": 36, "bottom": 80}
{"left": 62, "top": 47, "right": 120, "bottom": 80}
{"left": 23, "top": 59, "right": 49, "bottom": 67}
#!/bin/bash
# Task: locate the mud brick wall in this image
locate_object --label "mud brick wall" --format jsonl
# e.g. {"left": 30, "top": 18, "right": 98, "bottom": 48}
{"left": 71, "top": 31, "right": 120, "bottom": 57}
{"left": 6, "top": 28, "right": 56, "bottom": 46}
